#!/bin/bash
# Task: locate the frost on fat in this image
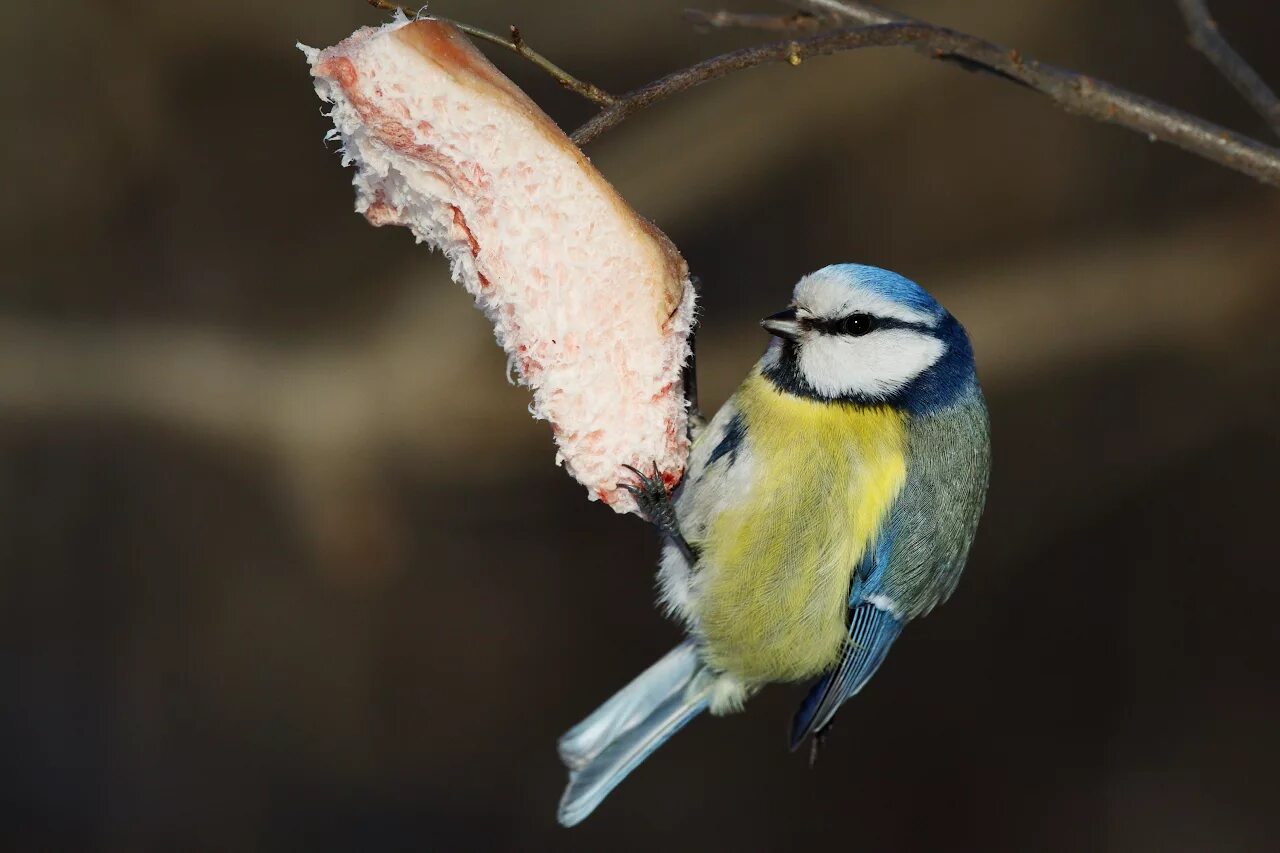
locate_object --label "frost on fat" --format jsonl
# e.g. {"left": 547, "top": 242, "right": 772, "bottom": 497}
{"left": 300, "top": 17, "right": 695, "bottom": 512}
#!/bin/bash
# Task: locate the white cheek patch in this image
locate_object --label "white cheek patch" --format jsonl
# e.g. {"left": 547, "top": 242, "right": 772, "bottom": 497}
{"left": 795, "top": 272, "right": 938, "bottom": 327}
{"left": 798, "top": 328, "right": 945, "bottom": 398}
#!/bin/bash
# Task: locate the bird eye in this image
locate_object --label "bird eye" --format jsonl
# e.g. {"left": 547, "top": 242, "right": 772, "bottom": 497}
{"left": 839, "top": 313, "right": 876, "bottom": 336}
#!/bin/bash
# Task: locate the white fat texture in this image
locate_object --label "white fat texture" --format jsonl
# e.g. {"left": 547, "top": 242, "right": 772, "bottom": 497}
{"left": 301, "top": 20, "right": 695, "bottom": 511}
{"left": 798, "top": 327, "right": 945, "bottom": 398}
{"left": 795, "top": 270, "right": 937, "bottom": 327}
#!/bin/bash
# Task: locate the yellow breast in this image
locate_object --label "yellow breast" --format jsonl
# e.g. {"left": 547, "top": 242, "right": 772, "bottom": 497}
{"left": 696, "top": 372, "right": 908, "bottom": 684}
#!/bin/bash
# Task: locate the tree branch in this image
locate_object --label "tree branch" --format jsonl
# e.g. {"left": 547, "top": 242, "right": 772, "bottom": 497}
{"left": 1175, "top": 0, "right": 1280, "bottom": 138}
{"left": 645, "top": 0, "right": 1280, "bottom": 187}
{"left": 571, "top": 23, "right": 940, "bottom": 145}
{"left": 363, "top": 0, "right": 1280, "bottom": 188}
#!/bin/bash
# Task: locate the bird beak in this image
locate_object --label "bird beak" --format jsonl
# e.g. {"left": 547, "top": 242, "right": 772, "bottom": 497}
{"left": 761, "top": 307, "right": 803, "bottom": 341}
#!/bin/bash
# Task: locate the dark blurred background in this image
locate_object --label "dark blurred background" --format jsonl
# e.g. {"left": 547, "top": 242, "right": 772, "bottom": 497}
{"left": 3, "top": 0, "right": 1280, "bottom": 849}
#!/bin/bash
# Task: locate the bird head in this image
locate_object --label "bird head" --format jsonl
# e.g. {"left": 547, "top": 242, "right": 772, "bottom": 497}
{"left": 760, "top": 264, "right": 977, "bottom": 412}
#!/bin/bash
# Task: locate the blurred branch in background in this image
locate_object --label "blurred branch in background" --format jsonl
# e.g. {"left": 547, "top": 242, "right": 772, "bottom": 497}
{"left": 1176, "top": 0, "right": 1280, "bottom": 137}
{"left": 683, "top": 8, "right": 822, "bottom": 32}
{"left": 3, "top": 204, "right": 1277, "bottom": 572}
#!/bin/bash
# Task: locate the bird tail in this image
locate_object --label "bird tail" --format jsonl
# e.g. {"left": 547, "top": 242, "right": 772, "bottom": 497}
{"left": 557, "top": 641, "right": 710, "bottom": 826}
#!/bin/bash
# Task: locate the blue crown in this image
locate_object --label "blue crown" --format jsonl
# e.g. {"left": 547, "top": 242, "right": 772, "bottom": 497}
{"left": 818, "top": 264, "right": 943, "bottom": 319}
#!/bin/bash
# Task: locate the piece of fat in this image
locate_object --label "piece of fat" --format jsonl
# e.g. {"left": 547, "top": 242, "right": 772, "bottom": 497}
{"left": 300, "top": 16, "right": 695, "bottom": 512}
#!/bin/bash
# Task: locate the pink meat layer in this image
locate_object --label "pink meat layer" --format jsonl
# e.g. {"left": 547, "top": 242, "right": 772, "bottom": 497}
{"left": 300, "top": 17, "right": 695, "bottom": 512}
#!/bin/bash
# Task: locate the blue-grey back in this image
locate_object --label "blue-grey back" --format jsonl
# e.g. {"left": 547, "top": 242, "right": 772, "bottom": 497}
{"left": 883, "top": 389, "right": 991, "bottom": 620}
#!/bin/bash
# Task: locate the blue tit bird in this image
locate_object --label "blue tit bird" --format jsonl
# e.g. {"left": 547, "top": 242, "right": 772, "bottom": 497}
{"left": 556, "top": 264, "right": 990, "bottom": 826}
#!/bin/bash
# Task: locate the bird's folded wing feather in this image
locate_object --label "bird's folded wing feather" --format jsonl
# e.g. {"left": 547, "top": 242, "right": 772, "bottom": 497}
{"left": 789, "top": 600, "right": 902, "bottom": 749}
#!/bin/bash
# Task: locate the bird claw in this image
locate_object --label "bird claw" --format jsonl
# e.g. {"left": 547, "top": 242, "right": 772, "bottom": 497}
{"left": 619, "top": 463, "right": 699, "bottom": 564}
{"left": 619, "top": 462, "right": 673, "bottom": 525}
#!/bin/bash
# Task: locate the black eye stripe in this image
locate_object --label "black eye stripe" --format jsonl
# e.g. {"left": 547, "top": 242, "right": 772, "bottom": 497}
{"left": 807, "top": 314, "right": 931, "bottom": 336}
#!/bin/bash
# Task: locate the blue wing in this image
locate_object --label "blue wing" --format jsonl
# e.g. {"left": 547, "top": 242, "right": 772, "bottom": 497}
{"left": 788, "top": 601, "right": 902, "bottom": 749}
{"left": 789, "top": 537, "right": 903, "bottom": 750}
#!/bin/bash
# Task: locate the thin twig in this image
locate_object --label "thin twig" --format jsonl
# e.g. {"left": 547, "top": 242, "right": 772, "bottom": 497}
{"left": 682, "top": 8, "right": 821, "bottom": 33}
{"left": 783, "top": 0, "right": 1031, "bottom": 87}
{"left": 789, "top": 0, "right": 898, "bottom": 26}
{"left": 1175, "top": 0, "right": 1280, "bottom": 138}
{"left": 571, "top": 23, "right": 933, "bottom": 145}
{"left": 366, "top": 0, "right": 616, "bottom": 105}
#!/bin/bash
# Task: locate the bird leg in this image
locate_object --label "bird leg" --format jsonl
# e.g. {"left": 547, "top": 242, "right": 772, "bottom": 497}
{"left": 620, "top": 463, "right": 700, "bottom": 565}
{"left": 809, "top": 727, "right": 831, "bottom": 768}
